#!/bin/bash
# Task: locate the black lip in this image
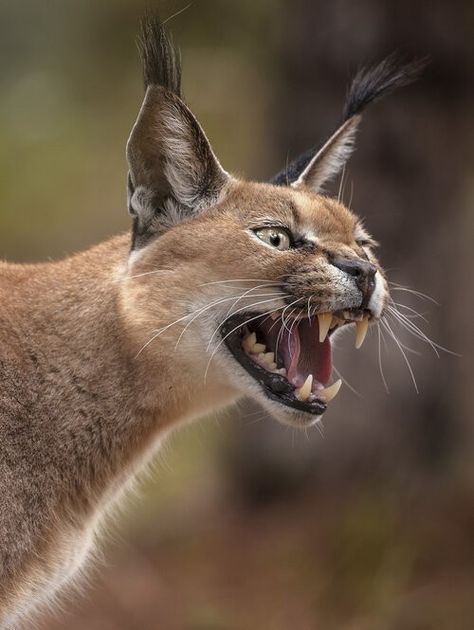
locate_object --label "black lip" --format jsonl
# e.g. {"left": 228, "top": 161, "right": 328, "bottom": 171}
{"left": 220, "top": 314, "right": 327, "bottom": 416}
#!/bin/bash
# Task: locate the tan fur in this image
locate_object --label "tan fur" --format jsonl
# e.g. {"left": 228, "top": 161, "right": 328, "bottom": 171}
{"left": 0, "top": 176, "right": 389, "bottom": 625}
{"left": 0, "top": 6, "right": 417, "bottom": 620}
{"left": 0, "top": 179, "right": 388, "bottom": 625}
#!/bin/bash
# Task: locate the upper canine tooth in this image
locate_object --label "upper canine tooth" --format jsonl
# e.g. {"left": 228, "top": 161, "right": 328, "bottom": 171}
{"left": 295, "top": 374, "right": 313, "bottom": 402}
{"left": 270, "top": 312, "right": 279, "bottom": 321}
{"left": 355, "top": 317, "right": 369, "bottom": 349}
{"left": 319, "top": 379, "right": 342, "bottom": 402}
{"left": 317, "top": 313, "right": 332, "bottom": 342}
{"left": 242, "top": 332, "right": 257, "bottom": 352}
{"left": 252, "top": 342, "right": 266, "bottom": 354}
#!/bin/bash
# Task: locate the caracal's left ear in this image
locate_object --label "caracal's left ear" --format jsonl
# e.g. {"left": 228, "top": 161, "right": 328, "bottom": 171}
{"left": 127, "top": 15, "right": 230, "bottom": 250}
{"left": 272, "top": 55, "right": 427, "bottom": 192}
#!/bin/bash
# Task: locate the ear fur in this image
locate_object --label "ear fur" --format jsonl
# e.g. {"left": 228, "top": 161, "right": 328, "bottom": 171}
{"left": 291, "top": 115, "right": 361, "bottom": 191}
{"left": 127, "top": 14, "right": 229, "bottom": 250}
{"left": 273, "top": 55, "right": 427, "bottom": 192}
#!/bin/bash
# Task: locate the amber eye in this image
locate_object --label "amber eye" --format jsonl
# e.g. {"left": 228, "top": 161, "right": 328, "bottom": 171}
{"left": 254, "top": 227, "right": 291, "bottom": 251}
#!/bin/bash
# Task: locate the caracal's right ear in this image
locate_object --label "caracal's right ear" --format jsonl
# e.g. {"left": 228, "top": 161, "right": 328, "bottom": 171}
{"left": 126, "top": 15, "right": 230, "bottom": 250}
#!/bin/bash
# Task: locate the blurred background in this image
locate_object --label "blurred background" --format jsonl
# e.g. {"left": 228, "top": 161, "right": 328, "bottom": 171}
{"left": 0, "top": 0, "right": 472, "bottom": 628}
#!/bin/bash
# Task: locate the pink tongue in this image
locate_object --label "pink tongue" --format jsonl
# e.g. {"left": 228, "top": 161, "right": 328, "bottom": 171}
{"left": 286, "top": 327, "right": 301, "bottom": 384}
{"left": 280, "top": 319, "right": 332, "bottom": 388}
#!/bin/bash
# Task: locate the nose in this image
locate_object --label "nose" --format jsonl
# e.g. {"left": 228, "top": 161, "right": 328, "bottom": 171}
{"left": 329, "top": 254, "right": 377, "bottom": 307}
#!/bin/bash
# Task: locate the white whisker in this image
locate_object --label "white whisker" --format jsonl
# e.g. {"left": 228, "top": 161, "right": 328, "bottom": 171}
{"left": 198, "top": 277, "right": 284, "bottom": 287}
{"left": 388, "top": 283, "right": 438, "bottom": 304}
{"left": 127, "top": 269, "right": 174, "bottom": 279}
{"left": 377, "top": 323, "right": 390, "bottom": 393}
{"left": 390, "top": 301, "right": 429, "bottom": 322}
{"left": 381, "top": 318, "right": 419, "bottom": 393}
{"left": 175, "top": 292, "right": 284, "bottom": 351}
{"left": 386, "top": 306, "right": 442, "bottom": 356}
{"left": 332, "top": 366, "right": 361, "bottom": 398}
{"left": 206, "top": 294, "right": 286, "bottom": 351}
{"left": 204, "top": 305, "right": 292, "bottom": 382}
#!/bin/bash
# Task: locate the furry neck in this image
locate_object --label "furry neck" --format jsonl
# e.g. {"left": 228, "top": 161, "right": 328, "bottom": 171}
{"left": 0, "top": 234, "right": 237, "bottom": 502}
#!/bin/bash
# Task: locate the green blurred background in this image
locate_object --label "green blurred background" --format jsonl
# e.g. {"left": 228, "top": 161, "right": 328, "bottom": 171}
{"left": 1, "top": 1, "right": 473, "bottom": 628}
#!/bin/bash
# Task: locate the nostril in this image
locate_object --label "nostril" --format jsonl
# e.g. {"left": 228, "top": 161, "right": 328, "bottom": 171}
{"left": 329, "top": 254, "right": 376, "bottom": 280}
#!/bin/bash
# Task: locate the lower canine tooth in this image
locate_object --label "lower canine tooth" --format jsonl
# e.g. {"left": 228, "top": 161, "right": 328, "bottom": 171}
{"left": 317, "top": 313, "right": 332, "bottom": 342}
{"left": 319, "top": 379, "right": 342, "bottom": 402}
{"left": 253, "top": 342, "right": 266, "bottom": 354}
{"left": 264, "top": 352, "right": 275, "bottom": 364}
{"left": 355, "top": 317, "right": 369, "bottom": 349}
{"left": 295, "top": 374, "right": 313, "bottom": 402}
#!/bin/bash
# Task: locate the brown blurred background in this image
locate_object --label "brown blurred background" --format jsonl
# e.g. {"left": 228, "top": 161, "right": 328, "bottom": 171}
{"left": 0, "top": 1, "right": 473, "bottom": 628}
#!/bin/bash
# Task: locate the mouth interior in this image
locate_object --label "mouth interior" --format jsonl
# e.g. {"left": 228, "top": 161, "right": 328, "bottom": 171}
{"left": 222, "top": 314, "right": 346, "bottom": 417}
{"left": 222, "top": 309, "right": 370, "bottom": 416}
{"left": 256, "top": 316, "right": 332, "bottom": 390}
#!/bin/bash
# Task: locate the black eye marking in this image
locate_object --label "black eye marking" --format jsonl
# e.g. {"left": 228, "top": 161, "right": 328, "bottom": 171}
{"left": 293, "top": 238, "right": 316, "bottom": 251}
{"left": 355, "top": 239, "right": 372, "bottom": 260}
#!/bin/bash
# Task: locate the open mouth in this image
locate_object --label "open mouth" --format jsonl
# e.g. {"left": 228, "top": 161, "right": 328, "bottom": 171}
{"left": 221, "top": 310, "right": 370, "bottom": 416}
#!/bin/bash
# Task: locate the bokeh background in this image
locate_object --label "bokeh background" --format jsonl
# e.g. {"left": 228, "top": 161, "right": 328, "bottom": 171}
{"left": 0, "top": 1, "right": 472, "bottom": 628}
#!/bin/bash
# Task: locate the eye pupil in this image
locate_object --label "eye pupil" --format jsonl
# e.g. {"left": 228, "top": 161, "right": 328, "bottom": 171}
{"left": 270, "top": 233, "right": 281, "bottom": 247}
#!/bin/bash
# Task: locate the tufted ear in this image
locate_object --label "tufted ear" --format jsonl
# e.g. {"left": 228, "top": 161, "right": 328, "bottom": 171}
{"left": 290, "top": 115, "right": 361, "bottom": 191}
{"left": 126, "top": 15, "right": 229, "bottom": 250}
{"left": 127, "top": 86, "right": 229, "bottom": 249}
{"left": 272, "top": 55, "right": 427, "bottom": 193}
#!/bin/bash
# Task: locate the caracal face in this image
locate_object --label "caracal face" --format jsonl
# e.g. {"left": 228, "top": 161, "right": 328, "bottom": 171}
{"left": 127, "top": 179, "right": 388, "bottom": 427}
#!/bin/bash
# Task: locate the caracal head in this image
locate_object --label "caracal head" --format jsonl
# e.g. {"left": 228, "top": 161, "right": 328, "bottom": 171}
{"left": 122, "top": 16, "right": 422, "bottom": 427}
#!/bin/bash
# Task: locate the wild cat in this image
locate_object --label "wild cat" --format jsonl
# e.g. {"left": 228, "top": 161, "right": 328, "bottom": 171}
{"left": 0, "top": 14, "right": 424, "bottom": 628}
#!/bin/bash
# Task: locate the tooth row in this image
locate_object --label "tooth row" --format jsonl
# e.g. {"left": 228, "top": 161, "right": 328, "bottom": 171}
{"left": 317, "top": 312, "right": 370, "bottom": 348}
{"left": 258, "top": 352, "right": 277, "bottom": 370}
{"left": 242, "top": 332, "right": 286, "bottom": 376}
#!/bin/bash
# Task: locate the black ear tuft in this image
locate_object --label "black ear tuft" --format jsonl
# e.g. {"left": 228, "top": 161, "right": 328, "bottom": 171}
{"left": 138, "top": 13, "right": 182, "bottom": 97}
{"left": 343, "top": 54, "right": 428, "bottom": 121}
{"left": 127, "top": 15, "right": 229, "bottom": 251}
{"left": 271, "top": 54, "right": 428, "bottom": 189}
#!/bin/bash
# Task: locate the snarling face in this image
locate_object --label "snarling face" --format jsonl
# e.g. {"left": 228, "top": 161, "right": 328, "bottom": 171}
{"left": 125, "top": 15, "right": 420, "bottom": 428}
{"left": 188, "top": 182, "right": 388, "bottom": 427}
